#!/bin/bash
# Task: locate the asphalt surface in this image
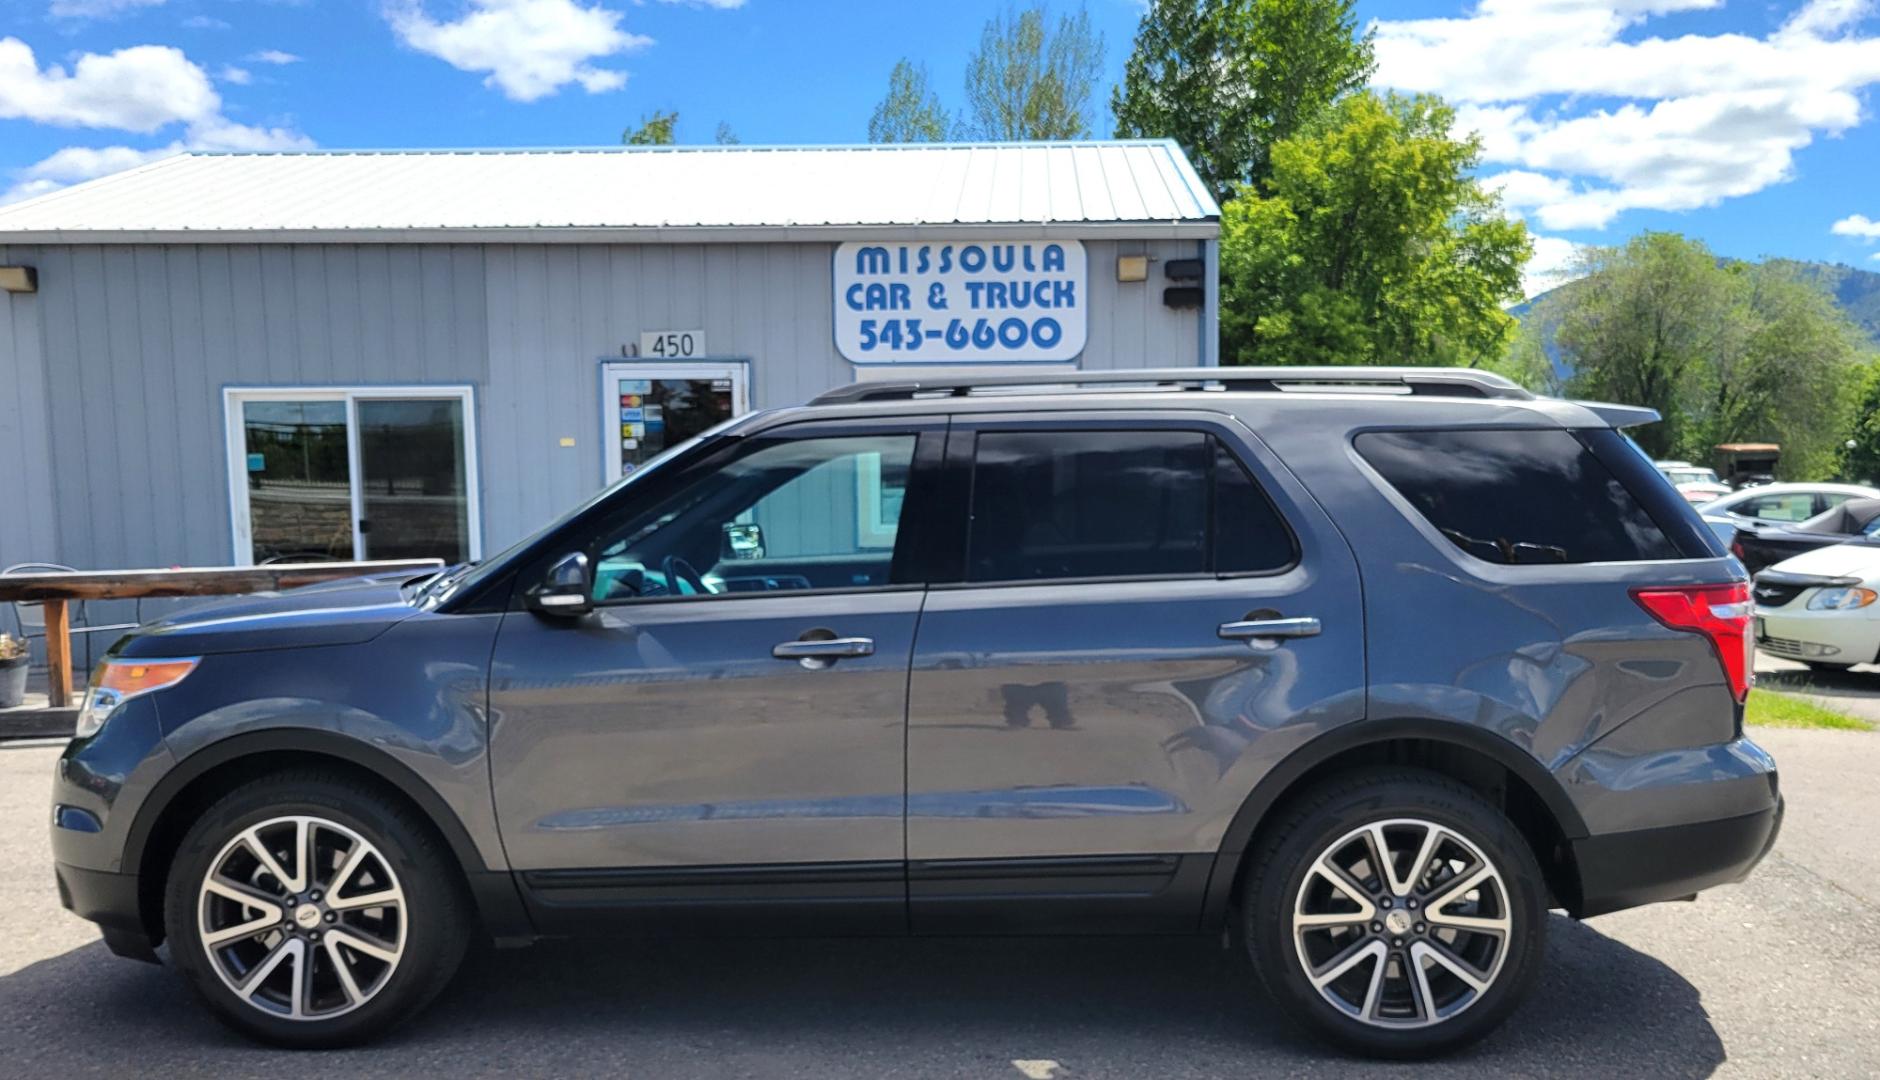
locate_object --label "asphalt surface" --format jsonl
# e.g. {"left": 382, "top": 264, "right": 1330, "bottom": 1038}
{"left": 2, "top": 728, "right": 1876, "bottom": 1079}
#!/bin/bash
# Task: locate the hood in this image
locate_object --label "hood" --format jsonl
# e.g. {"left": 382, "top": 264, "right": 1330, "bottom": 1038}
{"left": 1764, "top": 542, "right": 1880, "bottom": 582}
{"left": 118, "top": 573, "right": 424, "bottom": 658}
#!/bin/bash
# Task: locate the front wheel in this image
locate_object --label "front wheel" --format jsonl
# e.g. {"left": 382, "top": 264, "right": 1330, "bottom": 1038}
{"left": 1242, "top": 769, "right": 1546, "bottom": 1058}
{"left": 163, "top": 771, "right": 472, "bottom": 1047}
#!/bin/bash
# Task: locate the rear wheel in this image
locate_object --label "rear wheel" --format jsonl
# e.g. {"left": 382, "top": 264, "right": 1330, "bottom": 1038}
{"left": 1242, "top": 769, "right": 1546, "bottom": 1058}
{"left": 163, "top": 771, "right": 471, "bottom": 1047}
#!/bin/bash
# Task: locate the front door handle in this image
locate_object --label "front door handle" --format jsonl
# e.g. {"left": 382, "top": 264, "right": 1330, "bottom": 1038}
{"left": 773, "top": 637, "right": 875, "bottom": 667}
{"left": 1218, "top": 617, "right": 1321, "bottom": 641}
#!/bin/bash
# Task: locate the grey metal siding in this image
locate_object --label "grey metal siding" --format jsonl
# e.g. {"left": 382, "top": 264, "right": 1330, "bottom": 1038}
{"left": 0, "top": 246, "right": 59, "bottom": 570}
{"left": 12, "top": 244, "right": 489, "bottom": 571}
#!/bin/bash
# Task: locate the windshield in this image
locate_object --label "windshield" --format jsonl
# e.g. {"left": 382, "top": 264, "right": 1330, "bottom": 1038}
{"left": 437, "top": 417, "right": 748, "bottom": 604}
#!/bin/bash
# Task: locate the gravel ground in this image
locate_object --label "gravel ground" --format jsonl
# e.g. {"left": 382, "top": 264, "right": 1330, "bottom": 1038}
{"left": 0, "top": 727, "right": 1874, "bottom": 1079}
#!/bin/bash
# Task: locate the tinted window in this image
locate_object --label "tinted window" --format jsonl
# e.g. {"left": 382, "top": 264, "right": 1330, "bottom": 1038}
{"left": 964, "top": 430, "right": 1294, "bottom": 583}
{"left": 1356, "top": 428, "right": 1682, "bottom": 564}
{"left": 968, "top": 430, "right": 1207, "bottom": 582}
{"left": 1214, "top": 441, "right": 1296, "bottom": 574}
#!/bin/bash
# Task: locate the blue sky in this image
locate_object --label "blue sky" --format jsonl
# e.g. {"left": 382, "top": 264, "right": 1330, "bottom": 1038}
{"left": 3, "top": 0, "right": 1880, "bottom": 294}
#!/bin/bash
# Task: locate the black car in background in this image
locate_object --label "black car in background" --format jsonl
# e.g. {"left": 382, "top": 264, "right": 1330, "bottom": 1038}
{"left": 1731, "top": 496, "right": 1880, "bottom": 573}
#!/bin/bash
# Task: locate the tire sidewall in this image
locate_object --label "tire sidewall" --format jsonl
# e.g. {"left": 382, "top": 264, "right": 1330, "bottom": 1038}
{"left": 1246, "top": 775, "right": 1547, "bottom": 1058}
{"left": 163, "top": 778, "right": 466, "bottom": 1048}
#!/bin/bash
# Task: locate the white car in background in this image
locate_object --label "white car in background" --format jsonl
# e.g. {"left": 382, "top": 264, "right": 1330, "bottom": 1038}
{"left": 1697, "top": 482, "right": 1880, "bottom": 546}
{"left": 1754, "top": 542, "right": 1880, "bottom": 672}
{"left": 1654, "top": 461, "right": 1732, "bottom": 504}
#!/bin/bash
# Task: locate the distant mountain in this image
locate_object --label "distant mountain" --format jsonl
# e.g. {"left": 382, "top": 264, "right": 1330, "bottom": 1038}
{"left": 1772, "top": 260, "right": 1880, "bottom": 345}
{"left": 1514, "top": 259, "right": 1880, "bottom": 381}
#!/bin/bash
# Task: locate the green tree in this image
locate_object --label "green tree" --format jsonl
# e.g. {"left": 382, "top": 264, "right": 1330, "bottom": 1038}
{"left": 961, "top": 3, "right": 1105, "bottom": 140}
{"left": 714, "top": 121, "right": 741, "bottom": 146}
{"left": 623, "top": 110, "right": 678, "bottom": 146}
{"left": 868, "top": 60, "right": 951, "bottom": 143}
{"left": 1839, "top": 360, "right": 1880, "bottom": 483}
{"left": 1112, "top": 0, "right": 1373, "bottom": 204}
{"left": 1554, "top": 233, "right": 1865, "bottom": 471}
{"left": 1218, "top": 92, "right": 1529, "bottom": 368}
{"left": 1554, "top": 234, "right": 1729, "bottom": 458}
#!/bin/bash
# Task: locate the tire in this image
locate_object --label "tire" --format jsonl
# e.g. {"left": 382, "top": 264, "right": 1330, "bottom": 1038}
{"left": 162, "top": 770, "right": 472, "bottom": 1048}
{"left": 1241, "top": 768, "right": 1546, "bottom": 1059}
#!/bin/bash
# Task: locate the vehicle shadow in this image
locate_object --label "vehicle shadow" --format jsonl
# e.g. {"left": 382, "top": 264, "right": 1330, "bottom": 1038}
{"left": 0, "top": 915, "right": 1725, "bottom": 1078}
{"left": 1752, "top": 663, "right": 1880, "bottom": 706}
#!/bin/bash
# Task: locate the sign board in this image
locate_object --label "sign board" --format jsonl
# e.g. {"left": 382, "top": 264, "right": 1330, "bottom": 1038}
{"left": 640, "top": 330, "right": 705, "bottom": 359}
{"left": 834, "top": 240, "right": 1087, "bottom": 364}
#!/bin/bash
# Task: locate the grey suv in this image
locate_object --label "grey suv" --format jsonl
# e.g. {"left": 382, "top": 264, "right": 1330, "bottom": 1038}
{"left": 51, "top": 367, "right": 1781, "bottom": 1057}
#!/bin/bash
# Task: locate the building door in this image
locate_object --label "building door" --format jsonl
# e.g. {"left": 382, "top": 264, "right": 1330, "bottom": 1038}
{"left": 600, "top": 361, "right": 749, "bottom": 484}
{"left": 224, "top": 386, "right": 482, "bottom": 566}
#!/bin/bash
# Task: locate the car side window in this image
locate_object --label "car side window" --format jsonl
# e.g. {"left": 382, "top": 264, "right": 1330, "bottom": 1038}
{"left": 963, "top": 429, "right": 1294, "bottom": 583}
{"left": 586, "top": 433, "right": 917, "bottom": 601}
{"left": 1740, "top": 493, "right": 1813, "bottom": 522}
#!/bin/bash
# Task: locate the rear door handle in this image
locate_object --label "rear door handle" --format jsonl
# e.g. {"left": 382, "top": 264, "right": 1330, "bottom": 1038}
{"left": 773, "top": 637, "right": 876, "bottom": 662}
{"left": 1218, "top": 617, "right": 1321, "bottom": 641}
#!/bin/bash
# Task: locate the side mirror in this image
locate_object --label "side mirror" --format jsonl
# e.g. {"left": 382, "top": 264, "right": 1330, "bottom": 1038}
{"left": 722, "top": 522, "right": 765, "bottom": 561}
{"left": 526, "top": 552, "right": 593, "bottom": 617}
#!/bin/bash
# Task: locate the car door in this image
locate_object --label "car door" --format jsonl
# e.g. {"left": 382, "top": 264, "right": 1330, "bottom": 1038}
{"left": 488, "top": 417, "right": 945, "bottom": 933}
{"left": 903, "top": 412, "right": 1365, "bottom": 933}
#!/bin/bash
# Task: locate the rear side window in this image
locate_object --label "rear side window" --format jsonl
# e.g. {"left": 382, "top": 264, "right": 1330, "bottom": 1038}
{"left": 965, "top": 430, "right": 1295, "bottom": 583}
{"left": 1355, "top": 428, "right": 1683, "bottom": 564}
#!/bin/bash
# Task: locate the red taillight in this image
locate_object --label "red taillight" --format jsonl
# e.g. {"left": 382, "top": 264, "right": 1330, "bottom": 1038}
{"left": 1632, "top": 582, "right": 1753, "bottom": 703}
{"left": 1730, "top": 539, "right": 1746, "bottom": 561}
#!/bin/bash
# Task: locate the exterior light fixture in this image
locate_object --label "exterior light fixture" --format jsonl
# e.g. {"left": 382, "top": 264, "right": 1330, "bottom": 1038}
{"left": 0, "top": 266, "right": 36, "bottom": 293}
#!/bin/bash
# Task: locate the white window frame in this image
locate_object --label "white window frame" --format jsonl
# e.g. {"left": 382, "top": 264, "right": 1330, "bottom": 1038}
{"left": 599, "top": 361, "right": 750, "bottom": 485}
{"left": 223, "top": 385, "right": 483, "bottom": 567}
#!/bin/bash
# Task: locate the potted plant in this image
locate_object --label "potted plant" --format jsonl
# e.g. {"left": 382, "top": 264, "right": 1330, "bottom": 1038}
{"left": 0, "top": 634, "right": 26, "bottom": 709}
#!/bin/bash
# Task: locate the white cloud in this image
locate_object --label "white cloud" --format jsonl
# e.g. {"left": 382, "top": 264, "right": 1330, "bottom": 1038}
{"left": 247, "top": 49, "right": 301, "bottom": 65}
{"left": 1524, "top": 234, "right": 1587, "bottom": 298}
{"left": 1, "top": 120, "right": 315, "bottom": 205}
{"left": 1374, "top": 0, "right": 1880, "bottom": 230}
{"left": 218, "top": 64, "right": 252, "bottom": 85}
{"left": 384, "top": 0, "right": 650, "bottom": 102}
{"left": 48, "top": 0, "right": 166, "bottom": 18}
{"left": 181, "top": 14, "right": 229, "bottom": 28}
{"left": 0, "top": 38, "right": 219, "bottom": 132}
{"left": 1833, "top": 213, "right": 1880, "bottom": 240}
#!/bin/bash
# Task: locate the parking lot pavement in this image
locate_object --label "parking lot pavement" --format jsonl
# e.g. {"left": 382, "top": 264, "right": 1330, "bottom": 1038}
{"left": 3, "top": 732, "right": 1877, "bottom": 1079}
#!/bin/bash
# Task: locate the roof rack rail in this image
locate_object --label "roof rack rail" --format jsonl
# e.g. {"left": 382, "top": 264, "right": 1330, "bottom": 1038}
{"left": 810, "top": 366, "right": 1533, "bottom": 406}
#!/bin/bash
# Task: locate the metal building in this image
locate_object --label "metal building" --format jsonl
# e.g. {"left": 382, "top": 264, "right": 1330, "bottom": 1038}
{"left": 0, "top": 142, "right": 1220, "bottom": 573}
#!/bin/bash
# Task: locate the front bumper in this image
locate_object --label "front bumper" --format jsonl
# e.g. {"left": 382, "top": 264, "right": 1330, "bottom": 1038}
{"left": 1756, "top": 605, "right": 1880, "bottom": 665}
{"left": 1571, "top": 796, "right": 1783, "bottom": 919}
{"left": 53, "top": 862, "right": 158, "bottom": 963}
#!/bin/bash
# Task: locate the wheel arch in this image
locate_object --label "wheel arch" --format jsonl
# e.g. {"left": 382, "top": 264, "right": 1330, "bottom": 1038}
{"left": 1201, "top": 718, "right": 1590, "bottom": 929}
{"left": 126, "top": 729, "right": 530, "bottom": 947}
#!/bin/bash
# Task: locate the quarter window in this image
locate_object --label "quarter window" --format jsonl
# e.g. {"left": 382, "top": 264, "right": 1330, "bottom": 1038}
{"left": 1355, "top": 428, "right": 1682, "bottom": 565}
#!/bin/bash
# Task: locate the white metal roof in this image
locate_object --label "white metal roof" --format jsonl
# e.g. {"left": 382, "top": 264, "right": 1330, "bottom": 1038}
{"left": 0, "top": 142, "right": 1220, "bottom": 245}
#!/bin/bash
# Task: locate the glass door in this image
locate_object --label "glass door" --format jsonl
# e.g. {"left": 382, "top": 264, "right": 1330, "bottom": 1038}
{"left": 238, "top": 399, "right": 355, "bottom": 563}
{"left": 356, "top": 397, "right": 472, "bottom": 564}
{"left": 226, "top": 387, "right": 480, "bottom": 566}
{"left": 600, "top": 362, "right": 748, "bottom": 484}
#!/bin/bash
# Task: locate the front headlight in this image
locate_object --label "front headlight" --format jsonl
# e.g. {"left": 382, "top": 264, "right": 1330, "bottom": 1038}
{"left": 74, "top": 658, "right": 199, "bottom": 738}
{"left": 1807, "top": 587, "right": 1879, "bottom": 611}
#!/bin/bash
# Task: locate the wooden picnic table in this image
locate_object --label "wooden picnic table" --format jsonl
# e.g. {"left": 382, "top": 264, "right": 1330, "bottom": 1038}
{"left": 0, "top": 560, "right": 445, "bottom": 708}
